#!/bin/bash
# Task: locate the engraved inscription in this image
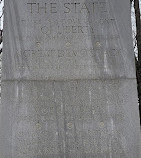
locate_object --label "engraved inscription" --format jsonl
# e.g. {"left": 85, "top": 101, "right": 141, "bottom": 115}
{"left": 15, "top": 0, "right": 122, "bottom": 78}
{"left": 27, "top": 1, "right": 107, "bottom": 14}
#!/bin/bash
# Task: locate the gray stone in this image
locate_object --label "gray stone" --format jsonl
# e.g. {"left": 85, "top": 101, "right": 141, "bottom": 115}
{"left": 0, "top": 0, "right": 140, "bottom": 157}
{"left": 2, "top": 0, "right": 136, "bottom": 80}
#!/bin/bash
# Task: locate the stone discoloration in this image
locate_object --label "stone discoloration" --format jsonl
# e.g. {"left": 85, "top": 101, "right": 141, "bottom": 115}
{"left": 0, "top": 0, "right": 140, "bottom": 157}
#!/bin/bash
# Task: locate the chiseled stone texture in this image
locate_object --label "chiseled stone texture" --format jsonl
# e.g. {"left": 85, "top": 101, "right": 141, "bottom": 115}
{"left": 2, "top": 0, "right": 136, "bottom": 80}
{"left": 0, "top": 0, "right": 140, "bottom": 158}
{"left": 0, "top": 80, "right": 140, "bottom": 158}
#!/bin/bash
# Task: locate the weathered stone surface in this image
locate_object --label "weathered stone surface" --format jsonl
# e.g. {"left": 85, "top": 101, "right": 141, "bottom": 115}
{"left": 2, "top": 0, "right": 136, "bottom": 80}
{"left": 1, "top": 80, "right": 140, "bottom": 157}
{"left": 0, "top": 0, "right": 140, "bottom": 158}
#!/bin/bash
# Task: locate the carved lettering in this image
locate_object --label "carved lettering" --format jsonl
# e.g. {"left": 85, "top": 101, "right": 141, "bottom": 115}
{"left": 71, "top": 3, "right": 80, "bottom": 13}
{"left": 27, "top": 3, "right": 36, "bottom": 13}
{"left": 37, "top": 3, "right": 47, "bottom": 13}
{"left": 50, "top": 3, "right": 57, "bottom": 13}
{"left": 64, "top": 3, "right": 70, "bottom": 13}
{"left": 80, "top": 3, "right": 90, "bottom": 13}
{"left": 27, "top": 2, "right": 107, "bottom": 14}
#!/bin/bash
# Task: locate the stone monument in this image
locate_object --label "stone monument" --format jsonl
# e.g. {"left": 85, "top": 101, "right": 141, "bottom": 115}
{"left": 0, "top": 0, "right": 140, "bottom": 157}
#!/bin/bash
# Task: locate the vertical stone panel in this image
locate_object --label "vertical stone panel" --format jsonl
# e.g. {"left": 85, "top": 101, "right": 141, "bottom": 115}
{"left": 0, "top": 0, "right": 140, "bottom": 157}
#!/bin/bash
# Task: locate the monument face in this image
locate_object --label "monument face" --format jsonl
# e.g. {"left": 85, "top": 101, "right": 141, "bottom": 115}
{"left": 0, "top": 0, "right": 140, "bottom": 157}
